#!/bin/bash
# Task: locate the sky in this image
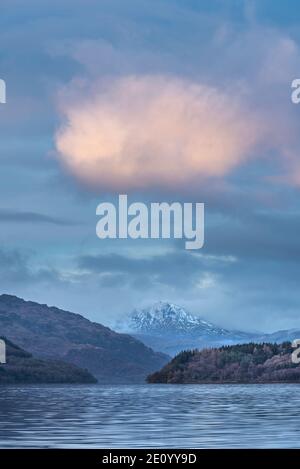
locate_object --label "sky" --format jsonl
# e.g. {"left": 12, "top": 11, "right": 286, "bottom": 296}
{"left": 0, "top": 0, "right": 300, "bottom": 332}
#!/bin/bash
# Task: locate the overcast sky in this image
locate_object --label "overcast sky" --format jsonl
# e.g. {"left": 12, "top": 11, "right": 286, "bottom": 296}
{"left": 0, "top": 0, "right": 300, "bottom": 332}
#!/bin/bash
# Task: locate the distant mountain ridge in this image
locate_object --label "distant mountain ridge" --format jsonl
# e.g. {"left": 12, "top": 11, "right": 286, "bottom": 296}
{"left": 257, "top": 329, "right": 300, "bottom": 344}
{"left": 115, "top": 302, "right": 300, "bottom": 356}
{"left": 0, "top": 294, "right": 169, "bottom": 383}
{"left": 115, "top": 302, "right": 257, "bottom": 356}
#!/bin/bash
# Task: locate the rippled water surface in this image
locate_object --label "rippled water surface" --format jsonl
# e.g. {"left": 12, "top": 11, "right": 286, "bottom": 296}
{"left": 0, "top": 384, "right": 299, "bottom": 448}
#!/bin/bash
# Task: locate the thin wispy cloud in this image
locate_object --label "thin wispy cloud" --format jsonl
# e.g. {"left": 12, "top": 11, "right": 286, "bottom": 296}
{"left": 0, "top": 209, "right": 80, "bottom": 226}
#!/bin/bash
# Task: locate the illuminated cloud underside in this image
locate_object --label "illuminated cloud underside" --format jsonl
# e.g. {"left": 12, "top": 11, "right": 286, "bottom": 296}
{"left": 55, "top": 75, "right": 265, "bottom": 191}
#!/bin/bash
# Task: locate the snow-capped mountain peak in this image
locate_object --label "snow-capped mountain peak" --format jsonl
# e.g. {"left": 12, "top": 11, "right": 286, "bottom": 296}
{"left": 116, "top": 301, "right": 229, "bottom": 336}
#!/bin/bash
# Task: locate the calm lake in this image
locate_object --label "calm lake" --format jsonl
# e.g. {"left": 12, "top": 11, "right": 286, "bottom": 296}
{"left": 0, "top": 384, "right": 299, "bottom": 448}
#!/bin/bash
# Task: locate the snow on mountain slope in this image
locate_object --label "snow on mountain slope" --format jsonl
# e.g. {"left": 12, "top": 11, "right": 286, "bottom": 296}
{"left": 114, "top": 302, "right": 300, "bottom": 357}
{"left": 114, "top": 302, "right": 256, "bottom": 356}
{"left": 117, "top": 301, "right": 230, "bottom": 336}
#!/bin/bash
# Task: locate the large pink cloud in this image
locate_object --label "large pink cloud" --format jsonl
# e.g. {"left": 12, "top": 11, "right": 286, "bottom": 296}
{"left": 55, "top": 74, "right": 266, "bottom": 191}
